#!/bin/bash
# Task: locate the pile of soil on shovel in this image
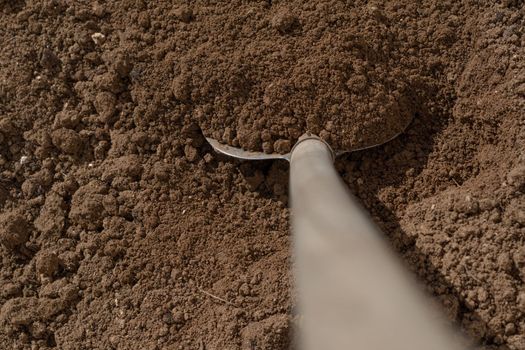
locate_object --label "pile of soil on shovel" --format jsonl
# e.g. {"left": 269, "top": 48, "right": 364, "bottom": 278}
{"left": 0, "top": 1, "right": 524, "bottom": 349}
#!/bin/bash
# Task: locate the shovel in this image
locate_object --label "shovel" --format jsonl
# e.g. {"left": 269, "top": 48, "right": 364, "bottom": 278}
{"left": 205, "top": 123, "right": 464, "bottom": 349}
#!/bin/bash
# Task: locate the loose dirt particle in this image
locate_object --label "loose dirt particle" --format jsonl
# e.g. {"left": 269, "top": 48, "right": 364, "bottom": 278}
{"left": 51, "top": 129, "right": 83, "bottom": 155}
{"left": 273, "top": 139, "right": 291, "bottom": 154}
{"left": 173, "top": 6, "right": 193, "bottom": 23}
{"left": 69, "top": 181, "right": 107, "bottom": 230}
{"left": 184, "top": 145, "right": 198, "bottom": 162}
{"left": 507, "top": 165, "right": 525, "bottom": 190}
{"left": 35, "top": 251, "right": 60, "bottom": 277}
{"left": 271, "top": 8, "right": 299, "bottom": 34}
{"left": 171, "top": 75, "right": 191, "bottom": 101}
{"left": 94, "top": 91, "right": 117, "bottom": 123}
{"left": 0, "top": 211, "right": 29, "bottom": 252}
{"left": 94, "top": 72, "right": 123, "bottom": 94}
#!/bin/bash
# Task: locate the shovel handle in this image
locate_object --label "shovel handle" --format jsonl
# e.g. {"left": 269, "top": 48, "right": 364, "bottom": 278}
{"left": 289, "top": 136, "right": 464, "bottom": 350}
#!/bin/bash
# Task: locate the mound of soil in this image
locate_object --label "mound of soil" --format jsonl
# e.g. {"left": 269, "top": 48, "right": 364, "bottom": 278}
{"left": 0, "top": 1, "right": 524, "bottom": 350}
{"left": 185, "top": 1, "right": 415, "bottom": 152}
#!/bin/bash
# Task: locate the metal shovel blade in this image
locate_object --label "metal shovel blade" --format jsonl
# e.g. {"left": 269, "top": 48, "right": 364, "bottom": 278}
{"left": 205, "top": 137, "right": 291, "bottom": 161}
{"left": 205, "top": 115, "right": 413, "bottom": 161}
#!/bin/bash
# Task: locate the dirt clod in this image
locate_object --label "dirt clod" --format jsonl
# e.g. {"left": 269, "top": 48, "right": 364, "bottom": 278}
{"left": 51, "top": 129, "right": 83, "bottom": 155}
{"left": 274, "top": 139, "right": 292, "bottom": 154}
{"left": 271, "top": 9, "right": 299, "bottom": 34}
{"left": 69, "top": 181, "right": 107, "bottom": 230}
{"left": 173, "top": 6, "right": 193, "bottom": 23}
{"left": 35, "top": 251, "right": 60, "bottom": 277}
{"left": 94, "top": 91, "right": 117, "bottom": 123}
{"left": 0, "top": 211, "right": 29, "bottom": 252}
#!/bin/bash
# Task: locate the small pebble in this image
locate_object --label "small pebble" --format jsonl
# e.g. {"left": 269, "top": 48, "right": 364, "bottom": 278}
{"left": 91, "top": 32, "right": 106, "bottom": 45}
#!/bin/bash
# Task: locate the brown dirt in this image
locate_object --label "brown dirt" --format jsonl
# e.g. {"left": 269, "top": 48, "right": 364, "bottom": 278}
{"left": 0, "top": 1, "right": 524, "bottom": 350}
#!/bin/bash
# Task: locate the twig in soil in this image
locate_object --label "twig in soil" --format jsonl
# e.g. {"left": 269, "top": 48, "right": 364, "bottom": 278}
{"left": 197, "top": 287, "right": 238, "bottom": 307}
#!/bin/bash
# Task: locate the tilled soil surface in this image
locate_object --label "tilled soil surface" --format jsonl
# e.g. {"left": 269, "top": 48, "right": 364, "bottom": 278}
{"left": 0, "top": 1, "right": 524, "bottom": 349}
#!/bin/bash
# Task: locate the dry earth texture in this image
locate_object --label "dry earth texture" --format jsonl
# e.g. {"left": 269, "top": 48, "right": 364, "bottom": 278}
{"left": 0, "top": 1, "right": 524, "bottom": 349}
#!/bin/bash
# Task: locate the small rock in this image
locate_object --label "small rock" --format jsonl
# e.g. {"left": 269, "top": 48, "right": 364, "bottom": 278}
{"left": 489, "top": 209, "right": 502, "bottom": 223}
{"left": 319, "top": 129, "right": 331, "bottom": 141}
{"left": 479, "top": 198, "right": 497, "bottom": 211}
{"left": 505, "top": 198, "right": 525, "bottom": 226}
{"left": 91, "top": 32, "right": 106, "bottom": 45}
{"left": 241, "top": 314, "right": 290, "bottom": 349}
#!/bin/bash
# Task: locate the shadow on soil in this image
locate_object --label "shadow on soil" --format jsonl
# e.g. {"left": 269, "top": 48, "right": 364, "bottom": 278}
{"left": 343, "top": 110, "right": 501, "bottom": 348}
{"left": 227, "top": 104, "right": 502, "bottom": 347}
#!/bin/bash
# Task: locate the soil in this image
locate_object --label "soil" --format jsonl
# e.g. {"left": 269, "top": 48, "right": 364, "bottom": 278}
{"left": 0, "top": 1, "right": 524, "bottom": 350}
